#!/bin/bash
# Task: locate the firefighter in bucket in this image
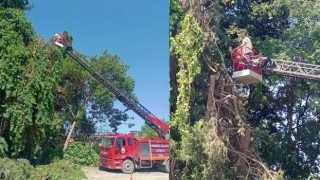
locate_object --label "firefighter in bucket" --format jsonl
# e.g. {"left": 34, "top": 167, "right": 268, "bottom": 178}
{"left": 238, "top": 31, "right": 253, "bottom": 69}
{"left": 232, "top": 31, "right": 265, "bottom": 68}
{"left": 53, "top": 32, "right": 67, "bottom": 47}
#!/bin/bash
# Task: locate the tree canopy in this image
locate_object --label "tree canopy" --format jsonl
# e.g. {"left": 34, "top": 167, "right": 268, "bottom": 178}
{"left": 170, "top": 0, "right": 320, "bottom": 179}
{"left": 0, "top": 5, "right": 135, "bottom": 162}
{"left": 0, "top": 0, "right": 31, "bottom": 10}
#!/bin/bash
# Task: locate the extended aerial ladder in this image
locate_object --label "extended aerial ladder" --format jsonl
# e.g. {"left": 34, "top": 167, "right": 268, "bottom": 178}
{"left": 262, "top": 59, "right": 320, "bottom": 81}
{"left": 231, "top": 46, "right": 320, "bottom": 84}
{"left": 53, "top": 37, "right": 169, "bottom": 140}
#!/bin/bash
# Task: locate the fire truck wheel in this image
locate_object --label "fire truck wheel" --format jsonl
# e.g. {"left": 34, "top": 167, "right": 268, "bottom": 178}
{"left": 121, "top": 159, "right": 135, "bottom": 174}
{"left": 98, "top": 166, "right": 105, "bottom": 171}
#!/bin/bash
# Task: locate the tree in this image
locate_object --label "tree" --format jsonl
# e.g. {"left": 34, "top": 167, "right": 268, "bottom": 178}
{"left": 138, "top": 124, "right": 158, "bottom": 138}
{"left": 0, "top": 8, "right": 65, "bottom": 159}
{"left": 57, "top": 50, "right": 135, "bottom": 150}
{"left": 87, "top": 52, "right": 135, "bottom": 132}
{"left": 0, "top": 0, "right": 31, "bottom": 10}
{"left": 245, "top": 1, "right": 320, "bottom": 179}
{"left": 170, "top": 0, "right": 320, "bottom": 179}
{"left": 0, "top": 4, "right": 135, "bottom": 161}
{"left": 138, "top": 120, "right": 168, "bottom": 138}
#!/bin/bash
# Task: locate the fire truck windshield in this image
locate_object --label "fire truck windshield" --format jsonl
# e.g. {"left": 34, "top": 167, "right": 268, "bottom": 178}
{"left": 101, "top": 138, "right": 115, "bottom": 148}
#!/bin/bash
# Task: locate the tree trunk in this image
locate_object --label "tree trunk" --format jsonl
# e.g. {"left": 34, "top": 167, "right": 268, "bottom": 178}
{"left": 170, "top": 54, "right": 178, "bottom": 113}
{"left": 63, "top": 120, "right": 77, "bottom": 151}
{"left": 239, "top": 125, "right": 252, "bottom": 153}
{"left": 205, "top": 75, "right": 217, "bottom": 118}
{"left": 237, "top": 125, "right": 252, "bottom": 173}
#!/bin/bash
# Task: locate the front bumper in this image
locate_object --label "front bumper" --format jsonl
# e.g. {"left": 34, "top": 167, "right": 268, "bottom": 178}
{"left": 99, "top": 158, "right": 122, "bottom": 169}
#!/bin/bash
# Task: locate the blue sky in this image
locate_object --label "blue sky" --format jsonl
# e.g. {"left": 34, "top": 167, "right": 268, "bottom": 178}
{"left": 26, "top": 0, "right": 169, "bottom": 134}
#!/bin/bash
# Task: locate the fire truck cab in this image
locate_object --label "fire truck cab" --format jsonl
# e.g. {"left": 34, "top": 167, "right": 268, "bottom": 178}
{"left": 99, "top": 134, "right": 169, "bottom": 174}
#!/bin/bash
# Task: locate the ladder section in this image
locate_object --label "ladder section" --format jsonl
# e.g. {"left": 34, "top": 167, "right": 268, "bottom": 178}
{"left": 263, "top": 59, "right": 320, "bottom": 81}
{"left": 64, "top": 47, "right": 169, "bottom": 139}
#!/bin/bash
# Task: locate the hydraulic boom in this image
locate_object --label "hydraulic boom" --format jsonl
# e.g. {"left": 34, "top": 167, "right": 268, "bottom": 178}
{"left": 262, "top": 58, "right": 320, "bottom": 81}
{"left": 55, "top": 40, "right": 169, "bottom": 139}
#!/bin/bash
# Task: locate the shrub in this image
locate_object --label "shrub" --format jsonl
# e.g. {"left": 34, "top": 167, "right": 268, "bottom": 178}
{"left": 0, "top": 158, "right": 34, "bottom": 180}
{"left": 64, "top": 142, "right": 99, "bottom": 166}
{"left": 31, "top": 160, "right": 85, "bottom": 180}
{"left": 0, "top": 158, "right": 86, "bottom": 180}
{"left": 0, "top": 137, "right": 8, "bottom": 157}
{"left": 37, "top": 147, "right": 64, "bottom": 165}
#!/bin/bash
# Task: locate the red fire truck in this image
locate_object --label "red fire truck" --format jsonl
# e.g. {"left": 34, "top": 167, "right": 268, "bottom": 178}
{"left": 99, "top": 135, "right": 169, "bottom": 173}
{"left": 53, "top": 35, "right": 170, "bottom": 174}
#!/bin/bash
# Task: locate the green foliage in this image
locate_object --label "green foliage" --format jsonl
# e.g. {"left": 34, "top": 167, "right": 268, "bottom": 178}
{"left": 0, "top": 158, "right": 85, "bottom": 180}
{"left": 0, "top": 4, "right": 134, "bottom": 163}
{"left": 0, "top": 137, "right": 8, "bottom": 157}
{"left": 169, "top": 0, "right": 184, "bottom": 36}
{"left": 245, "top": 1, "right": 320, "bottom": 179}
{"left": 170, "top": 3, "right": 228, "bottom": 179}
{"left": 170, "top": 12, "right": 204, "bottom": 161}
{"left": 225, "top": 0, "right": 320, "bottom": 179}
{"left": 187, "top": 119, "right": 227, "bottom": 179}
{"left": 0, "top": 0, "right": 31, "bottom": 10}
{"left": 88, "top": 51, "right": 135, "bottom": 132}
{"left": 138, "top": 120, "right": 168, "bottom": 138}
{"left": 31, "top": 160, "right": 85, "bottom": 180}
{"left": 38, "top": 147, "right": 64, "bottom": 165}
{"left": 0, "top": 8, "right": 64, "bottom": 159}
{"left": 63, "top": 142, "right": 99, "bottom": 167}
{"left": 138, "top": 124, "right": 158, "bottom": 138}
{"left": 0, "top": 157, "right": 34, "bottom": 180}
{"left": 310, "top": 173, "right": 320, "bottom": 180}
{"left": 170, "top": 0, "right": 320, "bottom": 179}
{"left": 57, "top": 50, "right": 135, "bottom": 136}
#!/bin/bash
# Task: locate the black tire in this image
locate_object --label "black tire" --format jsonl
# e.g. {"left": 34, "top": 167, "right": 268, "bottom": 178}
{"left": 121, "top": 159, "right": 135, "bottom": 174}
{"left": 99, "top": 166, "right": 105, "bottom": 171}
{"left": 153, "top": 163, "right": 161, "bottom": 170}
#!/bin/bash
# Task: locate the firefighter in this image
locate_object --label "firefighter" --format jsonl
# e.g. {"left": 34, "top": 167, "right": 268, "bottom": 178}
{"left": 238, "top": 31, "right": 253, "bottom": 69}
{"left": 54, "top": 32, "right": 67, "bottom": 45}
{"left": 240, "top": 31, "right": 252, "bottom": 57}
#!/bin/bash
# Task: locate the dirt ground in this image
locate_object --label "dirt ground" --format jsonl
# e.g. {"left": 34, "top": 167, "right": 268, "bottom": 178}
{"left": 82, "top": 167, "right": 169, "bottom": 180}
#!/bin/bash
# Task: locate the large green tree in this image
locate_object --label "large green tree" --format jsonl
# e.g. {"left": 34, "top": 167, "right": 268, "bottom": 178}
{"left": 0, "top": 4, "right": 135, "bottom": 162}
{"left": 245, "top": 1, "right": 320, "bottom": 179}
{"left": 170, "top": 0, "right": 320, "bottom": 179}
{"left": 0, "top": 8, "right": 64, "bottom": 159}
{"left": 57, "top": 50, "right": 135, "bottom": 150}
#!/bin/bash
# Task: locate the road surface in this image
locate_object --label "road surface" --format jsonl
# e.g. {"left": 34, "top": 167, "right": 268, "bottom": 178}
{"left": 82, "top": 167, "right": 169, "bottom": 180}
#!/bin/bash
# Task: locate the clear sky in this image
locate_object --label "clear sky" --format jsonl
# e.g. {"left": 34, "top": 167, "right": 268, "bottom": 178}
{"left": 26, "top": 0, "right": 169, "bottom": 134}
